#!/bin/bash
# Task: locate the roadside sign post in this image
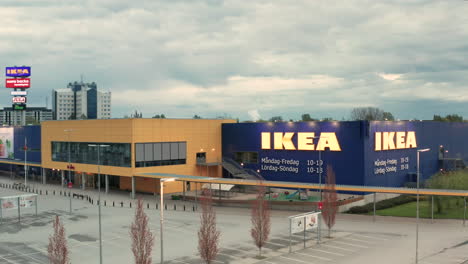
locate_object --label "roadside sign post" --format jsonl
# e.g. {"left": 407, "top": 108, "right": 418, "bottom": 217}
{"left": 431, "top": 196, "right": 434, "bottom": 224}
{"left": 0, "top": 194, "right": 38, "bottom": 223}
{"left": 288, "top": 212, "right": 321, "bottom": 253}
{"left": 289, "top": 218, "right": 292, "bottom": 253}
{"left": 17, "top": 197, "right": 21, "bottom": 223}
{"left": 67, "top": 164, "right": 75, "bottom": 214}
{"left": 464, "top": 197, "right": 466, "bottom": 227}
{"left": 303, "top": 216, "right": 306, "bottom": 249}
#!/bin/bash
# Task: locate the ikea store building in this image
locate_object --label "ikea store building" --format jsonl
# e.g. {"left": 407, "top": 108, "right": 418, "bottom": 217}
{"left": 0, "top": 119, "right": 467, "bottom": 194}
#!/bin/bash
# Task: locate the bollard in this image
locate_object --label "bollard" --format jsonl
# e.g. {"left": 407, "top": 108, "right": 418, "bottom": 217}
{"left": 184, "top": 205, "right": 186, "bottom": 211}
{"left": 156, "top": 204, "right": 158, "bottom": 209}
{"left": 174, "top": 204, "right": 176, "bottom": 210}
{"left": 193, "top": 205, "right": 195, "bottom": 211}
{"left": 165, "top": 204, "right": 167, "bottom": 210}
{"left": 113, "top": 201, "right": 115, "bottom": 207}
{"left": 130, "top": 202, "right": 132, "bottom": 208}
{"left": 121, "top": 202, "right": 123, "bottom": 207}
{"left": 40, "top": 190, "right": 42, "bottom": 195}
{"left": 147, "top": 203, "right": 149, "bottom": 209}
{"left": 104, "top": 201, "right": 106, "bottom": 206}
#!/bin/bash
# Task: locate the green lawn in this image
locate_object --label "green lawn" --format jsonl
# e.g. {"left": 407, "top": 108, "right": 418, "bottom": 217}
{"left": 370, "top": 199, "right": 467, "bottom": 219}
{"left": 264, "top": 193, "right": 321, "bottom": 202}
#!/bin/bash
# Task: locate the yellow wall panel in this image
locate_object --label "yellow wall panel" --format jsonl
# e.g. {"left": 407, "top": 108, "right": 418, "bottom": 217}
{"left": 42, "top": 118, "right": 235, "bottom": 194}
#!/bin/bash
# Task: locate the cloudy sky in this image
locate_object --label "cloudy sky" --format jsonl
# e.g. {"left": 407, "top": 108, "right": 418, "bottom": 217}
{"left": 1, "top": 0, "right": 467, "bottom": 121}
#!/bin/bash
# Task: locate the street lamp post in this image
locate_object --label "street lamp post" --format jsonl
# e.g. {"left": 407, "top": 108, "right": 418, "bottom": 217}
{"left": 88, "top": 144, "right": 109, "bottom": 264}
{"left": 24, "top": 137, "right": 28, "bottom": 187}
{"left": 65, "top": 129, "right": 74, "bottom": 214}
{"left": 310, "top": 136, "right": 324, "bottom": 201}
{"left": 160, "top": 177, "right": 176, "bottom": 264}
{"left": 416, "top": 148, "right": 430, "bottom": 264}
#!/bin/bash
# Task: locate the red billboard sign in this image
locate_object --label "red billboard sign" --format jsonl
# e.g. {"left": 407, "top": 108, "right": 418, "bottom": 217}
{"left": 12, "top": 97, "right": 27, "bottom": 103}
{"left": 5, "top": 78, "right": 30, "bottom": 88}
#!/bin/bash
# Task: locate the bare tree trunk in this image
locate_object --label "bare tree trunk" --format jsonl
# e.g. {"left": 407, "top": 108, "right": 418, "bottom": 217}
{"left": 251, "top": 183, "right": 271, "bottom": 258}
{"left": 198, "top": 189, "right": 220, "bottom": 264}
{"left": 48, "top": 216, "right": 70, "bottom": 264}
{"left": 322, "top": 166, "right": 338, "bottom": 238}
{"left": 130, "top": 198, "right": 154, "bottom": 264}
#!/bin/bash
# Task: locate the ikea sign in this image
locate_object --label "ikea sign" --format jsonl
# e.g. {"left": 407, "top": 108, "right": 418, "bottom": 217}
{"left": 375, "top": 131, "right": 417, "bottom": 151}
{"left": 6, "top": 66, "right": 31, "bottom": 77}
{"left": 261, "top": 132, "right": 342, "bottom": 151}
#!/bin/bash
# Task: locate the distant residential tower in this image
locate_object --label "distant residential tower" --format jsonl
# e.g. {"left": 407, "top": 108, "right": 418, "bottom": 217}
{"left": 52, "top": 81, "right": 111, "bottom": 120}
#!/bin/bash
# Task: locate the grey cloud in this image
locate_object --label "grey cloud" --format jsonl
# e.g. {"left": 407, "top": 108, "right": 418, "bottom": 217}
{"left": 1, "top": 0, "right": 467, "bottom": 121}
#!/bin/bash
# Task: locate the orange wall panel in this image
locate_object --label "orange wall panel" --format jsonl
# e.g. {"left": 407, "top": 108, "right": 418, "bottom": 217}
{"left": 42, "top": 118, "right": 236, "bottom": 194}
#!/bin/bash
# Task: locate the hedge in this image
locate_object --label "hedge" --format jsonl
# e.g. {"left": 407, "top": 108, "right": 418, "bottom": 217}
{"left": 346, "top": 195, "right": 425, "bottom": 214}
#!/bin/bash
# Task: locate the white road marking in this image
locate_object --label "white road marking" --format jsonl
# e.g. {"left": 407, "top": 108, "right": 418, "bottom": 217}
{"left": 217, "top": 252, "right": 241, "bottom": 259}
{"left": 352, "top": 234, "right": 389, "bottom": 241}
{"left": 279, "top": 255, "right": 313, "bottom": 264}
{"left": 266, "top": 241, "right": 288, "bottom": 247}
{"left": 307, "top": 248, "right": 345, "bottom": 256}
{"left": 170, "top": 259, "right": 191, "bottom": 264}
{"left": 320, "top": 243, "right": 356, "bottom": 252}
{"left": 342, "top": 237, "right": 374, "bottom": 244}
{"left": 294, "top": 252, "right": 332, "bottom": 261}
{"left": 0, "top": 256, "right": 16, "bottom": 264}
{"left": 333, "top": 241, "right": 369, "bottom": 249}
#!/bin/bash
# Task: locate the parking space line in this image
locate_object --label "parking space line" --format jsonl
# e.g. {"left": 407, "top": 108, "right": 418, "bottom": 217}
{"left": 321, "top": 244, "right": 356, "bottom": 252}
{"left": 342, "top": 237, "right": 374, "bottom": 244}
{"left": 279, "top": 255, "right": 313, "bottom": 264}
{"left": 3, "top": 245, "right": 46, "bottom": 264}
{"left": 170, "top": 259, "right": 191, "bottom": 264}
{"left": 218, "top": 252, "right": 241, "bottom": 259}
{"left": 266, "top": 241, "right": 288, "bottom": 247}
{"left": 333, "top": 241, "right": 369, "bottom": 249}
{"left": 294, "top": 252, "right": 332, "bottom": 261}
{"left": 0, "top": 256, "right": 16, "bottom": 264}
{"left": 307, "top": 248, "right": 345, "bottom": 256}
{"left": 352, "top": 234, "right": 389, "bottom": 241}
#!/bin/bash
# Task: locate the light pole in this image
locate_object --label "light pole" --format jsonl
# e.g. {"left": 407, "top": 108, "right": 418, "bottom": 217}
{"left": 416, "top": 148, "right": 430, "bottom": 264}
{"left": 160, "top": 177, "right": 176, "bottom": 264}
{"left": 65, "top": 129, "right": 74, "bottom": 214}
{"left": 310, "top": 136, "right": 324, "bottom": 201}
{"left": 24, "top": 137, "right": 27, "bottom": 186}
{"left": 88, "top": 144, "right": 110, "bottom": 264}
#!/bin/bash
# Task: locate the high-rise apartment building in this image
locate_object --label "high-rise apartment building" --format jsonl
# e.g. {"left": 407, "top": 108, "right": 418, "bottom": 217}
{"left": 52, "top": 81, "right": 111, "bottom": 120}
{"left": 0, "top": 107, "right": 53, "bottom": 125}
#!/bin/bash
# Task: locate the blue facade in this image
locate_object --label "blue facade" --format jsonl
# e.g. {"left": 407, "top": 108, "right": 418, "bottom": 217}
{"left": 87, "top": 88, "right": 97, "bottom": 119}
{"left": 222, "top": 121, "right": 468, "bottom": 187}
{"left": 0, "top": 125, "right": 41, "bottom": 174}
{"left": 14, "top": 125, "right": 42, "bottom": 163}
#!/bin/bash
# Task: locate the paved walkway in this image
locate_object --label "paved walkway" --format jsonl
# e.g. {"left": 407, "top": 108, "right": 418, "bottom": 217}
{"left": 0, "top": 176, "right": 199, "bottom": 212}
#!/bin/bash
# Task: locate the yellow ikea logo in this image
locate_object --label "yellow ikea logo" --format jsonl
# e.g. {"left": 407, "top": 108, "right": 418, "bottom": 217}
{"left": 261, "top": 132, "right": 341, "bottom": 151}
{"left": 7, "top": 68, "right": 30, "bottom": 75}
{"left": 375, "top": 131, "right": 417, "bottom": 151}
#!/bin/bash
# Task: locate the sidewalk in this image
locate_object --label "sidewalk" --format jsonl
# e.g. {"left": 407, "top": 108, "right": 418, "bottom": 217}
{"left": 0, "top": 176, "right": 199, "bottom": 212}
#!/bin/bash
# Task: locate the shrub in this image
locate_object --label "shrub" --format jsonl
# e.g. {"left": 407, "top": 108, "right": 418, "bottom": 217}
{"left": 346, "top": 195, "right": 421, "bottom": 214}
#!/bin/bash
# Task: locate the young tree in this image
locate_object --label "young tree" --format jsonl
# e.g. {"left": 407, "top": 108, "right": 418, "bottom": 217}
{"left": 130, "top": 198, "right": 154, "bottom": 264}
{"left": 198, "top": 189, "right": 220, "bottom": 264}
{"left": 322, "top": 166, "right": 338, "bottom": 238}
{"left": 251, "top": 184, "right": 271, "bottom": 257}
{"left": 48, "top": 215, "right": 70, "bottom": 264}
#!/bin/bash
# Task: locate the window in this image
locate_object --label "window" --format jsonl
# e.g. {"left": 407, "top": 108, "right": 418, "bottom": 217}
{"left": 135, "top": 142, "right": 187, "bottom": 167}
{"left": 52, "top": 142, "right": 131, "bottom": 167}
{"left": 234, "top": 152, "right": 258, "bottom": 164}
